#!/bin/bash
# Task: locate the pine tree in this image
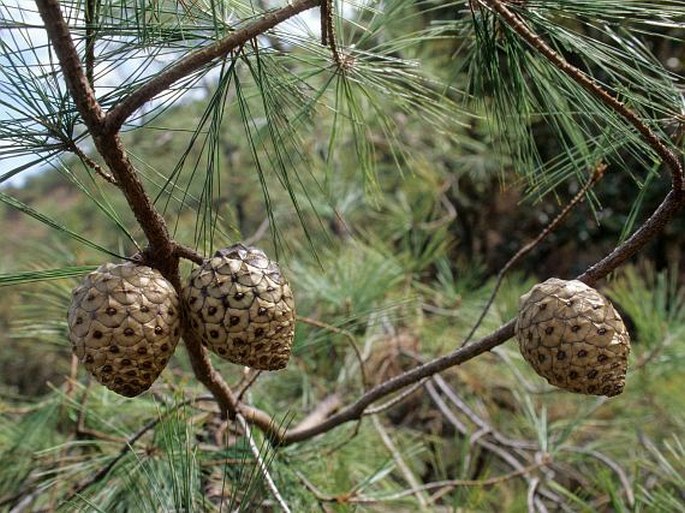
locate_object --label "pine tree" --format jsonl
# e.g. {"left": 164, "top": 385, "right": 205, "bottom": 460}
{"left": 1, "top": 0, "right": 684, "bottom": 510}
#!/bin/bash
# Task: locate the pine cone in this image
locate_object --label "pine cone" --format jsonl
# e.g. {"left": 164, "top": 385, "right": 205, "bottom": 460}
{"left": 515, "top": 278, "right": 630, "bottom": 397}
{"left": 183, "top": 244, "right": 296, "bottom": 370}
{"left": 67, "top": 263, "right": 181, "bottom": 397}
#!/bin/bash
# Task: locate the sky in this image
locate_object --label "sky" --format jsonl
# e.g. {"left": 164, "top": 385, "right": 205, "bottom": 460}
{"left": 0, "top": 0, "right": 50, "bottom": 185}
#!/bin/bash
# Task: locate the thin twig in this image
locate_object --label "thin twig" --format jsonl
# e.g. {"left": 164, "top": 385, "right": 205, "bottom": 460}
{"left": 235, "top": 413, "right": 292, "bottom": 513}
{"left": 235, "top": 369, "right": 263, "bottom": 402}
{"left": 461, "top": 163, "right": 605, "bottom": 347}
{"left": 67, "top": 141, "right": 117, "bottom": 185}
{"left": 320, "top": 0, "right": 343, "bottom": 68}
{"left": 320, "top": 0, "right": 329, "bottom": 46}
{"left": 481, "top": 0, "right": 684, "bottom": 191}
{"left": 175, "top": 244, "right": 205, "bottom": 265}
{"left": 364, "top": 378, "right": 427, "bottom": 416}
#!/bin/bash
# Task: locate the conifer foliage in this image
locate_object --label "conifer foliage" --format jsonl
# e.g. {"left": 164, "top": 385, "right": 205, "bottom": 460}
{"left": 1, "top": 0, "right": 684, "bottom": 510}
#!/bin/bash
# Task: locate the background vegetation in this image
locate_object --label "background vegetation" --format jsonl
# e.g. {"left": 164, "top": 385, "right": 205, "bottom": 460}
{"left": 1, "top": 0, "right": 684, "bottom": 511}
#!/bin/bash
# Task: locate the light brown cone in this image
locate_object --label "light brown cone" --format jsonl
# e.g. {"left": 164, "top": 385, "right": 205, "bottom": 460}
{"left": 183, "top": 244, "right": 296, "bottom": 370}
{"left": 67, "top": 263, "right": 181, "bottom": 397}
{"left": 515, "top": 278, "right": 630, "bottom": 397}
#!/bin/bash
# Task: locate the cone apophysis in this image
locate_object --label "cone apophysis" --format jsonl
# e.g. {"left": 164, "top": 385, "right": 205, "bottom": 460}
{"left": 183, "top": 244, "right": 295, "bottom": 370}
{"left": 516, "top": 278, "right": 630, "bottom": 397}
{"left": 68, "top": 262, "right": 180, "bottom": 397}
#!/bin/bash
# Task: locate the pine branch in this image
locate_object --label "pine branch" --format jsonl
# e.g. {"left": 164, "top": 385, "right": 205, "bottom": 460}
{"left": 273, "top": 188, "right": 684, "bottom": 447}
{"left": 280, "top": 320, "right": 515, "bottom": 444}
{"left": 104, "top": 0, "right": 321, "bottom": 132}
{"left": 461, "top": 163, "right": 606, "bottom": 348}
{"left": 577, "top": 190, "right": 683, "bottom": 284}
{"left": 480, "top": 0, "right": 685, "bottom": 191}
{"left": 36, "top": 0, "right": 175, "bottom": 273}
{"left": 320, "top": 0, "right": 343, "bottom": 68}
{"left": 32, "top": 0, "right": 685, "bottom": 455}
{"left": 67, "top": 141, "right": 117, "bottom": 185}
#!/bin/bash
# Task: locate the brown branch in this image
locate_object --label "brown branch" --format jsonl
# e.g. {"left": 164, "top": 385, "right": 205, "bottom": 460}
{"left": 481, "top": 0, "right": 684, "bottom": 191}
{"left": 67, "top": 141, "right": 117, "bottom": 185}
{"left": 96, "top": 137, "right": 177, "bottom": 273}
{"left": 180, "top": 324, "right": 285, "bottom": 441}
{"left": 280, "top": 320, "right": 515, "bottom": 445}
{"left": 320, "top": 0, "right": 329, "bottom": 46}
{"left": 175, "top": 244, "right": 205, "bottom": 265}
{"left": 36, "top": 0, "right": 175, "bottom": 273}
{"left": 104, "top": 0, "right": 321, "bottom": 131}
{"left": 320, "top": 0, "right": 343, "bottom": 68}
{"left": 578, "top": 190, "right": 683, "bottom": 285}
{"left": 180, "top": 324, "right": 238, "bottom": 417}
